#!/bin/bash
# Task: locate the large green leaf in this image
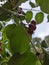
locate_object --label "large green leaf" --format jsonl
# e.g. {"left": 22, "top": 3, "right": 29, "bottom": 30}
{"left": 35, "top": 12, "right": 44, "bottom": 24}
{"left": 4, "top": 24, "right": 29, "bottom": 54}
{"left": 0, "top": 7, "right": 11, "bottom": 21}
{"left": 8, "top": 52, "right": 37, "bottom": 65}
{"left": 25, "top": 11, "right": 33, "bottom": 23}
{"left": 36, "top": 0, "right": 49, "bottom": 14}
{"left": 40, "top": 0, "right": 49, "bottom": 14}
{"left": 35, "top": 0, "right": 42, "bottom": 6}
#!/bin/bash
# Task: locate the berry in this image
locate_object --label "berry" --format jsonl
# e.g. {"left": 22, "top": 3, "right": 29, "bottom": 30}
{"left": 32, "top": 24, "right": 36, "bottom": 30}
{"left": 31, "top": 20, "right": 36, "bottom": 25}
{"left": 28, "top": 21, "right": 36, "bottom": 35}
{"left": 17, "top": 8, "right": 22, "bottom": 14}
{"left": 31, "top": 20, "right": 36, "bottom": 30}
{"left": 19, "top": 8, "right": 22, "bottom": 10}
{"left": 28, "top": 24, "right": 34, "bottom": 34}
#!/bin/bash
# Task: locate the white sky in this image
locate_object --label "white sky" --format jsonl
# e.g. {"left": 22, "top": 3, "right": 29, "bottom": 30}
{"left": 20, "top": 1, "right": 49, "bottom": 40}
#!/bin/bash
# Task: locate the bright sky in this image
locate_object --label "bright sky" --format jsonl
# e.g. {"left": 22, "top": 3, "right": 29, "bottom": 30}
{"left": 20, "top": 0, "right": 49, "bottom": 40}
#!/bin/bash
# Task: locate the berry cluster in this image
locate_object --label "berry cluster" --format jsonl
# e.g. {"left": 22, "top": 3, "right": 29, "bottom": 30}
{"left": 17, "top": 7, "right": 22, "bottom": 14}
{"left": 28, "top": 20, "right": 36, "bottom": 35}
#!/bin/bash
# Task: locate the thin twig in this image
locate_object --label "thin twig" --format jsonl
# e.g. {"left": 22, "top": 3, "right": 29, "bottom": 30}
{"left": 22, "top": 8, "right": 40, "bottom": 11}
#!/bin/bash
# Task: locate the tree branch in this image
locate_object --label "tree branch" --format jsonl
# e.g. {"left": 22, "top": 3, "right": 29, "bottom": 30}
{"left": 21, "top": 22, "right": 43, "bottom": 65}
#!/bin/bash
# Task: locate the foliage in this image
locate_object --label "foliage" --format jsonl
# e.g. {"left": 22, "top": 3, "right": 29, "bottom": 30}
{"left": 25, "top": 11, "right": 33, "bottom": 23}
{"left": 0, "top": 0, "right": 49, "bottom": 65}
{"left": 35, "top": 12, "right": 44, "bottom": 24}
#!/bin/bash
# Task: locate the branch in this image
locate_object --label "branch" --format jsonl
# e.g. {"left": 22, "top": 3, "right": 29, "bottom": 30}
{"left": 22, "top": 8, "right": 40, "bottom": 11}
{"left": 0, "top": 7, "right": 24, "bottom": 17}
{"left": 21, "top": 22, "right": 43, "bottom": 65}
{"left": 21, "top": 22, "right": 37, "bottom": 52}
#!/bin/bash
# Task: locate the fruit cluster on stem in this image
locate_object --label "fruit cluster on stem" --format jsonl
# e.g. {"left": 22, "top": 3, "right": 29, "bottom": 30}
{"left": 28, "top": 20, "right": 36, "bottom": 35}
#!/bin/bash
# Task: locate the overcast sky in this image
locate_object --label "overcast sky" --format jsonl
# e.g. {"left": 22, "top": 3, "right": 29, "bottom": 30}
{"left": 20, "top": 0, "right": 49, "bottom": 40}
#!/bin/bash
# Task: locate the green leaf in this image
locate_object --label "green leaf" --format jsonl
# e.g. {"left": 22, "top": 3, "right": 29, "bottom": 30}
{"left": 29, "top": 1, "right": 36, "bottom": 8}
{"left": 41, "top": 40, "right": 48, "bottom": 48}
{"left": 45, "top": 36, "right": 49, "bottom": 47}
{"left": 35, "top": 12, "right": 44, "bottom": 24}
{"left": 36, "top": 60, "right": 41, "bottom": 65}
{"left": 43, "top": 53, "right": 49, "bottom": 65}
{"left": 40, "top": 0, "right": 49, "bottom": 14}
{"left": 19, "top": 15, "right": 25, "bottom": 21}
{"left": 35, "top": 0, "right": 42, "bottom": 6}
{"left": 2, "top": 2, "right": 12, "bottom": 10}
{"left": 25, "top": 11, "right": 33, "bottom": 23}
{"left": 0, "top": 7, "right": 11, "bottom": 21}
{"left": 8, "top": 52, "right": 37, "bottom": 65}
{"left": 13, "top": 15, "right": 19, "bottom": 24}
{"left": 4, "top": 24, "right": 29, "bottom": 54}
{"left": 36, "top": 0, "right": 49, "bottom": 14}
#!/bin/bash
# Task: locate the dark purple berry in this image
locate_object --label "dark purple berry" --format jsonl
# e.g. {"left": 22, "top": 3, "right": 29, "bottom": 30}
{"left": 31, "top": 20, "right": 36, "bottom": 26}
{"left": 28, "top": 23, "right": 36, "bottom": 35}
{"left": 28, "top": 24, "right": 34, "bottom": 35}
{"left": 19, "top": 8, "right": 22, "bottom": 10}
{"left": 32, "top": 25, "right": 36, "bottom": 30}
{"left": 18, "top": 8, "right": 22, "bottom": 14}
